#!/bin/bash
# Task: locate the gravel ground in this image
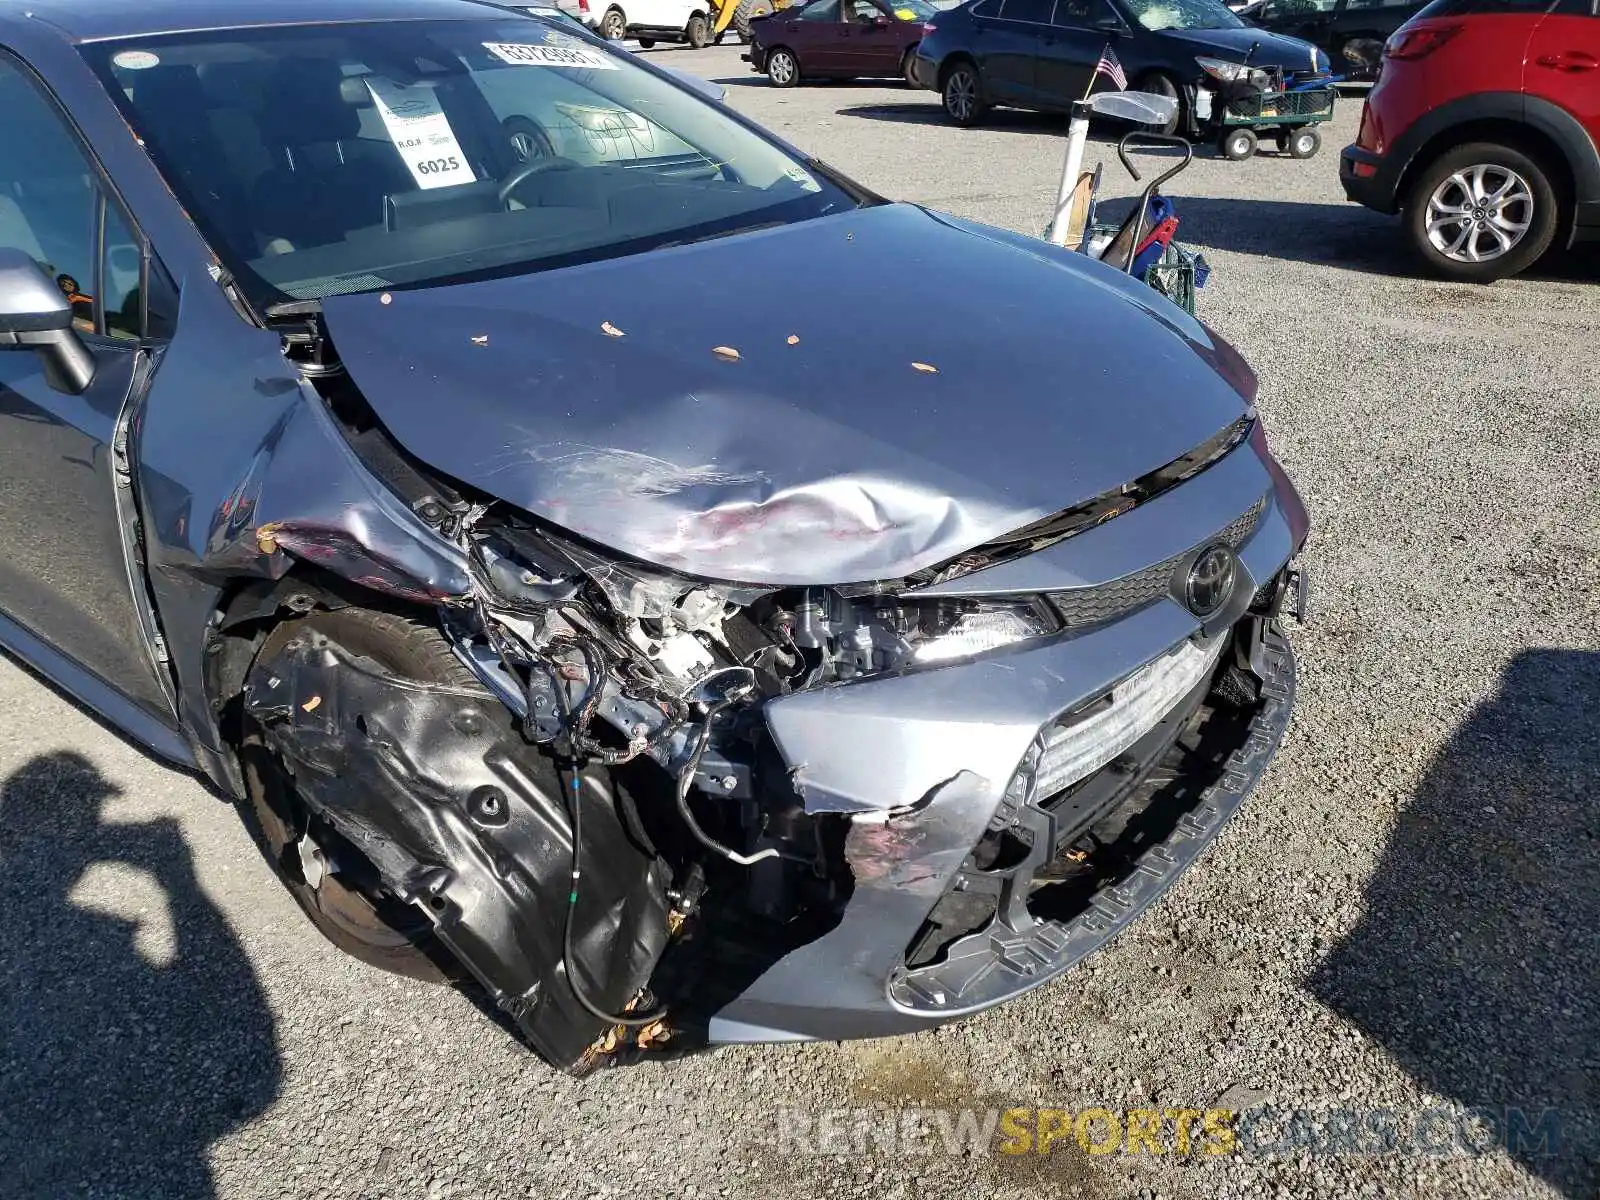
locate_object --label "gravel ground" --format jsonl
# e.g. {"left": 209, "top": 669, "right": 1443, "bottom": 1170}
{"left": 1, "top": 44, "right": 1596, "bottom": 1200}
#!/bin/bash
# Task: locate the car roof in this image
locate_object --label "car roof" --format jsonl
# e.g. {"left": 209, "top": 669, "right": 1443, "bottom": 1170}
{"left": 0, "top": 0, "right": 511, "bottom": 44}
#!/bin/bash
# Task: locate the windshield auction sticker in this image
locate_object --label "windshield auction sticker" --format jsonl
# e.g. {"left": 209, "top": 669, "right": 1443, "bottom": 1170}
{"left": 483, "top": 41, "right": 621, "bottom": 69}
{"left": 364, "top": 79, "right": 478, "bottom": 190}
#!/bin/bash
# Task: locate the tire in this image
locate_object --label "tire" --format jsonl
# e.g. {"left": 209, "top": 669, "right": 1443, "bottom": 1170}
{"left": 684, "top": 14, "right": 710, "bottom": 47}
{"left": 1219, "top": 126, "right": 1257, "bottom": 161}
{"left": 1135, "top": 72, "right": 1182, "bottom": 138}
{"left": 238, "top": 608, "right": 475, "bottom": 983}
{"left": 767, "top": 46, "right": 799, "bottom": 87}
{"left": 941, "top": 60, "right": 985, "bottom": 126}
{"left": 901, "top": 45, "right": 920, "bottom": 87}
{"left": 504, "top": 115, "right": 554, "bottom": 165}
{"left": 1286, "top": 127, "right": 1320, "bottom": 160}
{"left": 600, "top": 6, "right": 627, "bottom": 38}
{"left": 732, "top": 0, "right": 774, "bottom": 41}
{"left": 1404, "top": 142, "right": 1558, "bottom": 283}
{"left": 637, "top": 36, "right": 657, "bottom": 47}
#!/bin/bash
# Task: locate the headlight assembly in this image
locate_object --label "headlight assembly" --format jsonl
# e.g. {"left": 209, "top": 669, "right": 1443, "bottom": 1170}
{"left": 815, "top": 594, "right": 1061, "bottom": 677}
{"left": 1195, "top": 56, "right": 1271, "bottom": 89}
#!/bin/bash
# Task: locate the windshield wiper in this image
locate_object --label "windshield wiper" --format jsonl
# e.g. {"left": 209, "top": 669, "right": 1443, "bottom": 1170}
{"left": 651, "top": 220, "right": 792, "bottom": 251}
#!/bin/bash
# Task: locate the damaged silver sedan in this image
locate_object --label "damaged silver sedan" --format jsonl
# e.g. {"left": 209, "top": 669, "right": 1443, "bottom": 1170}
{"left": 0, "top": 0, "right": 1307, "bottom": 1071}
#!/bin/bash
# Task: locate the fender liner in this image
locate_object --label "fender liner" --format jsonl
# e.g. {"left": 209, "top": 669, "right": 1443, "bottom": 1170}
{"left": 243, "top": 632, "right": 672, "bottom": 1071}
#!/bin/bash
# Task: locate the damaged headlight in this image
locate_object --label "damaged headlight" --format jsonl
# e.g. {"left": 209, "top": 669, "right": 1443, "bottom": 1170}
{"left": 804, "top": 594, "right": 1061, "bottom": 679}
{"left": 911, "top": 602, "right": 1058, "bottom": 663}
{"left": 1195, "top": 56, "right": 1272, "bottom": 89}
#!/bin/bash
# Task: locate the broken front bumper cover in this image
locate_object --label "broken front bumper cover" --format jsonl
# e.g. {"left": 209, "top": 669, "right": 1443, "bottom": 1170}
{"left": 707, "top": 605, "right": 1298, "bottom": 1045}
{"left": 890, "top": 622, "right": 1293, "bottom": 1017}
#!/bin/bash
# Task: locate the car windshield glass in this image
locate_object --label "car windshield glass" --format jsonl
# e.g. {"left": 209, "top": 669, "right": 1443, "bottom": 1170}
{"left": 1122, "top": 0, "right": 1245, "bottom": 29}
{"left": 82, "top": 20, "right": 855, "bottom": 308}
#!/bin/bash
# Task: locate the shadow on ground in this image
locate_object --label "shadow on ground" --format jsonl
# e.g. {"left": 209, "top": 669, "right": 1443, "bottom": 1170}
{"left": 0, "top": 751, "right": 280, "bottom": 1199}
{"left": 1309, "top": 650, "right": 1599, "bottom": 1196}
{"left": 1084, "top": 195, "right": 1600, "bottom": 281}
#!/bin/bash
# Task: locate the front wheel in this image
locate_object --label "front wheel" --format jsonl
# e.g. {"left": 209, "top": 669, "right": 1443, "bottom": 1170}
{"left": 941, "top": 62, "right": 985, "bottom": 126}
{"left": 684, "top": 14, "right": 711, "bottom": 47}
{"left": 238, "top": 608, "right": 474, "bottom": 982}
{"left": 733, "top": 0, "right": 774, "bottom": 41}
{"left": 767, "top": 46, "right": 799, "bottom": 87}
{"left": 1405, "top": 142, "right": 1558, "bottom": 283}
{"left": 1135, "top": 72, "right": 1182, "bottom": 137}
{"left": 599, "top": 6, "right": 627, "bottom": 38}
{"left": 1219, "top": 126, "right": 1257, "bottom": 161}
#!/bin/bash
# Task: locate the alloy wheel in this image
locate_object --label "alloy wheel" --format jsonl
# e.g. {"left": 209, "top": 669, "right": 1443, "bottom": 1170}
{"left": 945, "top": 69, "right": 975, "bottom": 122}
{"left": 769, "top": 50, "right": 796, "bottom": 85}
{"left": 1425, "top": 164, "right": 1534, "bottom": 264}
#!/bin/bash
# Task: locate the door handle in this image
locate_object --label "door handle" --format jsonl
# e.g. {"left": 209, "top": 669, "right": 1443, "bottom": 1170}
{"left": 1536, "top": 50, "right": 1598, "bottom": 71}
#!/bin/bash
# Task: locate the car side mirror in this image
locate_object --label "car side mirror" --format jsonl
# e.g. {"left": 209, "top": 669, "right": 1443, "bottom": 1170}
{"left": 1094, "top": 13, "right": 1126, "bottom": 32}
{"left": 0, "top": 248, "right": 96, "bottom": 395}
{"left": 874, "top": 13, "right": 889, "bottom": 25}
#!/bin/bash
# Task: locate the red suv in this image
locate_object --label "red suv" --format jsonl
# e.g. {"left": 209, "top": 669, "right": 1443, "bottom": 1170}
{"left": 1341, "top": 0, "right": 1600, "bottom": 282}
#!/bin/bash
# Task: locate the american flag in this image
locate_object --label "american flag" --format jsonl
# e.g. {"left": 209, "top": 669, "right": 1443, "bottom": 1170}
{"left": 1093, "top": 45, "right": 1128, "bottom": 90}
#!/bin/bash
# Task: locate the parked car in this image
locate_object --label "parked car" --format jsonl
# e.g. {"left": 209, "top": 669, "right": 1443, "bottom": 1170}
{"left": 0, "top": 0, "right": 1307, "bottom": 1072}
{"left": 1237, "top": 0, "right": 1426, "bottom": 80}
{"left": 913, "top": 0, "right": 1330, "bottom": 136}
{"left": 586, "top": 0, "right": 719, "bottom": 45}
{"left": 745, "top": 0, "right": 938, "bottom": 86}
{"left": 1340, "top": 0, "right": 1600, "bottom": 282}
{"left": 487, "top": 1, "right": 733, "bottom": 99}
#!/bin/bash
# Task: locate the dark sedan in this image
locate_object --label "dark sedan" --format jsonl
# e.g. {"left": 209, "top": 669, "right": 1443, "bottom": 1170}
{"left": 0, "top": 0, "right": 1307, "bottom": 1071}
{"left": 1239, "top": 0, "right": 1425, "bottom": 81}
{"left": 915, "top": 0, "right": 1330, "bottom": 132}
{"left": 746, "top": 0, "right": 937, "bottom": 85}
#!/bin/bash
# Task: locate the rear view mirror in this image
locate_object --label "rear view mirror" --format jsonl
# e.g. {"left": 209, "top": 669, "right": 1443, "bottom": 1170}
{"left": 0, "top": 248, "right": 95, "bottom": 394}
{"left": 1087, "top": 89, "right": 1179, "bottom": 127}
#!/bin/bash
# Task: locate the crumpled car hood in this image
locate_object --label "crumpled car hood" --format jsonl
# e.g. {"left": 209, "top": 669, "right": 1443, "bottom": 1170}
{"left": 320, "top": 203, "right": 1251, "bottom": 585}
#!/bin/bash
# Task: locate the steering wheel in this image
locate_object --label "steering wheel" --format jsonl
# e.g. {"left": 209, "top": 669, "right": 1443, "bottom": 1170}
{"left": 497, "top": 156, "right": 580, "bottom": 207}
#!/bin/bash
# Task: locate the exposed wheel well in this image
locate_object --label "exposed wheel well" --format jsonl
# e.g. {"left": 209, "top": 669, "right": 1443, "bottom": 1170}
{"left": 1398, "top": 120, "right": 1575, "bottom": 231}
{"left": 202, "top": 565, "right": 443, "bottom": 786}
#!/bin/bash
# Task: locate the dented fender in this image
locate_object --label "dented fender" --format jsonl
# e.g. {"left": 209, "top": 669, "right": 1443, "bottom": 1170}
{"left": 127, "top": 290, "right": 471, "bottom": 782}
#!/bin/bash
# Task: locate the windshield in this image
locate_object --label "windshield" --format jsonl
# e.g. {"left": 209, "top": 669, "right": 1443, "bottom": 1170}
{"left": 83, "top": 20, "right": 854, "bottom": 308}
{"left": 1121, "top": 0, "right": 1245, "bottom": 30}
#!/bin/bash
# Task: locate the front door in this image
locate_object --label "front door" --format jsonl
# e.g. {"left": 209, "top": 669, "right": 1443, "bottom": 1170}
{"left": 0, "top": 53, "right": 175, "bottom": 719}
{"left": 975, "top": 0, "right": 1049, "bottom": 103}
{"left": 1526, "top": 0, "right": 1600, "bottom": 134}
{"left": 1034, "top": 0, "right": 1122, "bottom": 106}
{"left": 839, "top": 0, "right": 910, "bottom": 74}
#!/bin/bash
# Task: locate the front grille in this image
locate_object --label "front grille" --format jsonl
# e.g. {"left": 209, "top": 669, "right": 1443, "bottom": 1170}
{"left": 1049, "top": 495, "right": 1266, "bottom": 630}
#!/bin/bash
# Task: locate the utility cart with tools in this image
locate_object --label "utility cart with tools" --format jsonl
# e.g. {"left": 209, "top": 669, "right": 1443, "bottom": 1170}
{"left": 1206, "top": 69, "right": 1338, "bottom": 162}
{"left": 1043, "top": 91, "right": 1210, "bottom": 317}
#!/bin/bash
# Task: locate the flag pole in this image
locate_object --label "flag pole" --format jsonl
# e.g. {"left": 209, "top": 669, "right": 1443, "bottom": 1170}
{"left": 1081, "top": 39, "right": 1110, "bottom": 101}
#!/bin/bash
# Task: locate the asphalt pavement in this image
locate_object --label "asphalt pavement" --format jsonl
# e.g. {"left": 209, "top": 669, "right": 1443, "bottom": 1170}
{"left": 1, "top": 43, "right": 1595, "bottom": 1200}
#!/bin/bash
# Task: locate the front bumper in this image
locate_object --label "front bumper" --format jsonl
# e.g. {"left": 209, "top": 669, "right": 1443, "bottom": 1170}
{"left": 706, "top": 453, "right": 1306, "bottom": 1043}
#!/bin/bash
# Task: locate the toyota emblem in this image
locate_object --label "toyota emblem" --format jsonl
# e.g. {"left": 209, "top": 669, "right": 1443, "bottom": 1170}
{"left": 1185, "top": 544, "right": 1237, "bottom": 617}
